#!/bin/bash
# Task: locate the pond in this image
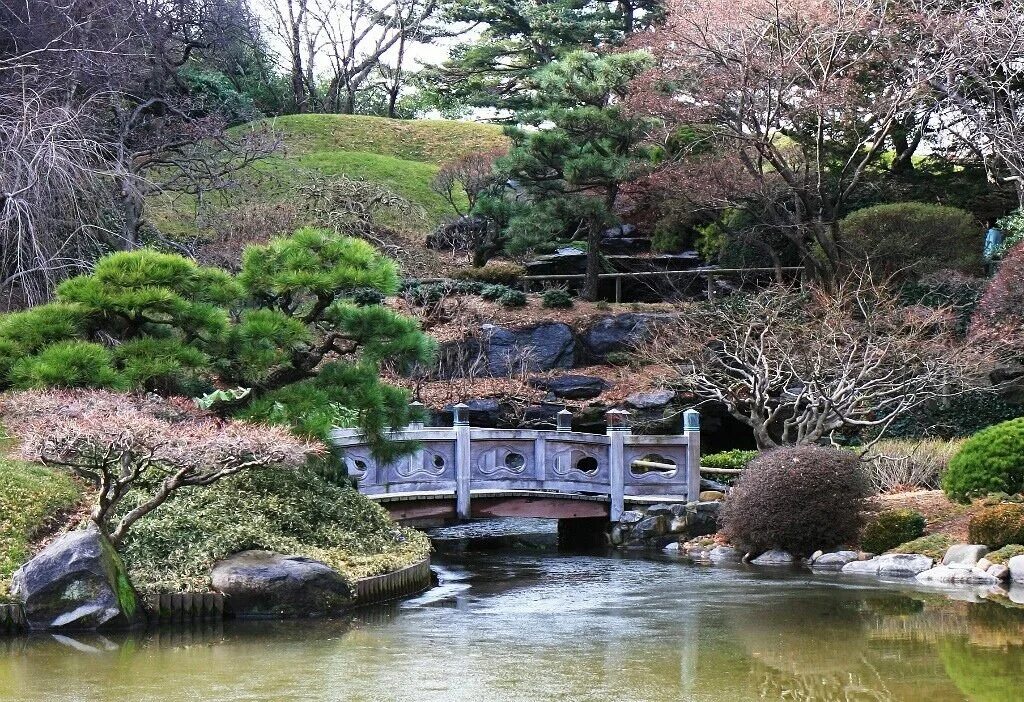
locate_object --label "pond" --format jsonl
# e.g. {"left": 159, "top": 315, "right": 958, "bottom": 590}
{"left": 2, "top": 526, "right": 1024, "bottom": 701}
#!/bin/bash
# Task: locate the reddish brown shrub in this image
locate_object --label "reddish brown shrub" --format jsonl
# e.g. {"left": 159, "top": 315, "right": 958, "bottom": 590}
{"left": 0, "top": 389, "right": 318, "bottom": 543}
{"left": 970, "top": 243, "right": 1024, "bottom": 355}
{"left": 968, "top": 503, "right": 1024, "bottom": 549}
{"left": 719, "top": 446, "right": 872, "bottom": 557}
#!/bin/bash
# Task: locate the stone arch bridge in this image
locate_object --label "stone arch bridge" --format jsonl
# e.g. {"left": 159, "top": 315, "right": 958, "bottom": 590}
{"left": 331, "top": 405, "right": 701, "bottom": 532}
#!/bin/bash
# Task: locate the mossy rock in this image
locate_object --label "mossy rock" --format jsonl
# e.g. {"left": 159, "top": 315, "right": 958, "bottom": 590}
{"left": 890, "top": 534, "right": 954, "bottom": 562}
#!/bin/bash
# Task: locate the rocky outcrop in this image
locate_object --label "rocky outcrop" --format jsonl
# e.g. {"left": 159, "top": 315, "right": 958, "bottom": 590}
{"left": 579, "top": 314, "right": 655, "bottom": 362}
{"left": 211, "top": 551, "right": 352, "bottom": 618}
{"left": 810, "top": 550, "right": 861, "bottom": 570}
{"left": 529, "top": 374, "right": 609, "bottom": 400}
{"left": 625, "top": 389, "right": 674, "bottom": 410}
{"left": 482, "top": 322, "right": 575, "bottom": 376}
{"left": 11, "top": 525, "right": 145, "bottom": 631}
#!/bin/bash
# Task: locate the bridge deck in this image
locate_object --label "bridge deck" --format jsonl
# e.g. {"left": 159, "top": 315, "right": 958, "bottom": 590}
{"left": 368, "top": 489, "right": 691, "bottom": 523}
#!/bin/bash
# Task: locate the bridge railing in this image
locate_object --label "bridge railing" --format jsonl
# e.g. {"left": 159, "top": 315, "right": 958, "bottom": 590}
{"left": 330, "top": 406, "right": 700, "bottom": 521}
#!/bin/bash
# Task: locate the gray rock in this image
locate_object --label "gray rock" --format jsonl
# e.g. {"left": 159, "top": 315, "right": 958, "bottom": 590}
{"left": 662, "top": 542, "right": 680, "bottom": 553}
{"left": 441, "top": 398, "right": 501, "bottom": 426}
{"left": 625, "top": 389, "right": 675, "bottom": 410}
{"left": 580, "top": 314, "right": 653, "bottom": 361}
{"left": 842, "top": 558, "right": 881, "bottom": 575}
{"left": 643, "top": 505, "right": 675, "bottom": 518}
{"left": 708, "top": 546, "right": 741, "bottom": 563}
{"left": 916, "top": 565, "right": 999, "bottom": 585}
{"left": 669, "top": 503, "right": 689, "bottom": 518}
{"left": 750, "top": 549, "right": 796, "bottom": 566}
{"left": 528, "top": 374, "right": 609, "bottom": 400}
{"left": 700, "top": 478, "right": 729, "bottom": 493}
{"left": 634, "top": 516, "right": 668, "bottom": 539}
{"left": 989, "top": 564, "right": 1011, "bottom": 580}
{"left": 618, "top": 510, "right": 644, "bottom": 525}
{"left": 1009, "top": 555, "right": 1024, "bottom": 583}
{"left": 11, "top": 525, "right": 145, "bottom": 631}
{"left": 812, "top": 551, "right": 861, "bottom": 570}
{"left": 668, "top": 517, "right": 687, "bottom": 534}
{"left": 877, "top": 553, "right": 934, "bottom": 578}
{"left": 810, "top": 550, "right": 824, "bottom": 563}
{"left": 482, "top": 322, "right": 575, "bottom": 376}
{"left": 977, "top": 557, "right": 994, "bottom": 572}
{"left": 211, "top": 551, "right": 352, "bottom": 618}
{"left": 942, "top": 544, "right": 989, "bottom": 569}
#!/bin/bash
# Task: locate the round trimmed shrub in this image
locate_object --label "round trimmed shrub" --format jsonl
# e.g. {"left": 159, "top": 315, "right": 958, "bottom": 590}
{"left": 968, "top": 503, "right": 1024, "bottom": 549}
{"left": 719, "top": 446, "right": 872, "bottom": 557}
{"left": 860, "top": 509, "right": 926, "bottom": 554}
{"left": 541, "top": 289, "right": 574, "bottom": 309}
{"left": 480, "top": 284, "right": 510, "bottom": 301}
{"left": 840, "top": 202, "right": 979, "bottom": 276}
{"left": 942, "top": 418, "right": 1024, "bottom": 503}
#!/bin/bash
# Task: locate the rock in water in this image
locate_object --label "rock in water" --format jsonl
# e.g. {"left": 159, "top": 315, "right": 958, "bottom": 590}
{"left": 211, "top": 551, "right": 352, "bottom": 618}
{"left": 876, "top": 553, "right": 934, "bottom": 577}
{"left": 11, "top": 525, "right": 145, "bottom": 631}
{"left": 750, "top": 549, "right": 795, "bottom": 566}
{"left": 941, "top": 544, "right": 989, "bottom": 569}
{"left": 811, "top": 551, "right": 861, "bottom": 570}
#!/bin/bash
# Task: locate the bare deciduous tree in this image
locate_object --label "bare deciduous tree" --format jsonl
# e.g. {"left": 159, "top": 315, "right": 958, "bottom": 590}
{"left": 632, "top": 0, "right": 957, "bottom": 279}
{"left": 638, "top": 273, "right": 993, "bottom": 449}
{"left": 1, "top": 389, "right": 318, "bottom": 544}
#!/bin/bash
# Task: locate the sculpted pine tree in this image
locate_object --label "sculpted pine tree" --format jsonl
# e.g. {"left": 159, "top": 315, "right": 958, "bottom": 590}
{"left": 0, "top": 228, "right": 434, "bottom": 458}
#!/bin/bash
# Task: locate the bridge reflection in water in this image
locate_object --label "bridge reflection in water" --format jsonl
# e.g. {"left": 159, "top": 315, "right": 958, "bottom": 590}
{"left": 331, "top": 404, "right": 700, "bottom": 527}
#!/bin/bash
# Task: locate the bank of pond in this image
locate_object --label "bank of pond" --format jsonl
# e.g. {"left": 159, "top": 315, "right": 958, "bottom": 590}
{"left": 1, "top": 545, "right": 1024, "bottom": 702}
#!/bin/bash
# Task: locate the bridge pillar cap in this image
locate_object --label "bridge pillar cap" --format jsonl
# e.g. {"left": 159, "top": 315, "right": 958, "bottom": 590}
{"left": 453, "top": 402, "right": 470, "bottom": 425}
{"left": 605, "top": 408, "right": 631, "bottom": 430}
{"left": 556, "top": 408, "right": 573, "bottom": 431}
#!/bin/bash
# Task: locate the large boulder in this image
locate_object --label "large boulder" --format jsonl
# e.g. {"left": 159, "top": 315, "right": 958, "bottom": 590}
{"left": 916, "top": 565, "right": 1000, "bottom": 585}
{"left": 625, "top": 389, "right": 674, "bottom": 410}
{"left": 1008, "top": 555, "right": 1024, "bottom": 583}
{"left": 942, "top": 544, "right": 989, "bottom": 569}
{"left": 580, "top": 314, "right": 653, "bottom": 361}
{"left": 876, "top": 553, "right": 934, "bottom": 578}
{"left": 811, "top": 551, "right": 861, "bottom": 570}
{"left": 211, "top": 551, "right": 353, "bottom": 618}
{"left": 482, "top": 323, "right": 575, "bottom": 376}
{"left": 11, "top": 525, "right": 145, "bottom": 631}
{"left": 750, "top": 549, "right": 796, "bottom": 566}
{"left": 529, "top": 374, "right": 609, "bottom": 400}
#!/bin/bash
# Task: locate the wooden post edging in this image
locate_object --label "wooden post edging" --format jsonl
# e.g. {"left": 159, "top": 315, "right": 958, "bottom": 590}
{"left": 143, "top": 592, "right": 226, "bottom": 624}
{"left": 352, "top": 557, "right": 432, "bottom": 607}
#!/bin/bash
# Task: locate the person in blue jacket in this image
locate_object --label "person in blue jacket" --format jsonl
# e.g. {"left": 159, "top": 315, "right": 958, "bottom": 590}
{"left": 983, "top": 220, "right": 1003, "bottom": 275}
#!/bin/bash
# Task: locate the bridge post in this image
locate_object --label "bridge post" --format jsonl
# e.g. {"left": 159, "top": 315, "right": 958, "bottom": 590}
{"left": 606, "top": 409, "right": 631, "bottom": 521}
{"left": 684, "top": 409, "right": 701, "bottom": 500}
{"left": 453, "top": 403, "right": 472, "bottom": 520}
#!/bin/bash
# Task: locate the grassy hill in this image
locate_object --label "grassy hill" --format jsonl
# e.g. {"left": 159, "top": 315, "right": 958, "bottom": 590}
{"left": 153, "top": 114, "right": 507, "bottom": 239}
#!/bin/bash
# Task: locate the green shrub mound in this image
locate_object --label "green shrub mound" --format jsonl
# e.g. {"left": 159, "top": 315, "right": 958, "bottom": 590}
{"left": 541, "top": 289, "right": 574, "bottom": 309}
{"left": 119, "top": 466, "right": 430, "bottom": 592}
{"left": 454, "top": 262, "right": 525, "bottom": 286}
{"left": 987, "top": 544, "right": 1024, "bottom": 565}
{"left": 498, "top": 289, "right": 527, "bottom": 308}
{"left": 719, "top": 446, "right": 872, "bottom": 557}
{"left": 861, "top": 509, "right": 926, "bottom": 554}
{"left": 480, "top": 283, "right": 512, "bottom": 301}
{"left": 839, "top": 202, "right": 979, "bottom": 277}
{"left": 0, "top": 459, "right": 81, "bottom": 596}
{"left": 702, "top": 449, "right": 758, "bottom": 470}
{"left": 968, "top": 504, "right": 1024, "bottom": 549}
{"left": 890, "top": 534, "right": 953, "bottom": 561}
{"left": 942, "top": 418, "right": 1024, "bottom": 503}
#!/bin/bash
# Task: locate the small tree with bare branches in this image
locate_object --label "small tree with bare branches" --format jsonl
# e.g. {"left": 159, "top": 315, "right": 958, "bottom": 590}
{"left": 0, "top": 389, "right": 318, "bottom": 544}
{"left": 638, "top": 274, "right": 992, "bottom": 449}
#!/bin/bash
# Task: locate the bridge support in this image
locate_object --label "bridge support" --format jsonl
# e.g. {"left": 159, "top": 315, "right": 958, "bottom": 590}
{"left": 454, "top": 403, "right": 471, "bottom": 520}
{"left": 557, "top": 517, "right": 610, "bottom": 550}
{"left": 606, "top": 409, "right": 630, "bottom": 522}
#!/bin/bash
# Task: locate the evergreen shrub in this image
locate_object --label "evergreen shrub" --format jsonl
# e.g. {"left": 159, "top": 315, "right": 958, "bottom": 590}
{"left": 968, "top": 504, "right": 1024, "bottom": 549}
{"left": 942, "top": 418, "right": 1024, "bottom": 503}
{"left": 454, "top": 262, "right": 525, "bottom": 286}
{"left": 861, "top": 509, "right": 926, "bottom": 554}
{"left": 498, "top": 289, "right": 527, "bottom": 307}
{"left": 840, "top": 202, "right": 979, "bottom": 276}
{"left": 541, "top": 288, "right": 574, "bottom": 309}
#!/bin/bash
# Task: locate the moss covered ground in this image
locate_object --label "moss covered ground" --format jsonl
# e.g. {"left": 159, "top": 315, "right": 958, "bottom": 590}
{"left": 151, "top": 114, "right": 507, "bottom": 237}
{"left": 0, "top": 457, "right": 81, "bottom": 599}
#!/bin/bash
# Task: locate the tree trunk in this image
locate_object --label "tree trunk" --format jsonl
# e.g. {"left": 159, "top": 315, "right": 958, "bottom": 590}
{"left": 582, "top": 218, "right": 603, "bottom": 301}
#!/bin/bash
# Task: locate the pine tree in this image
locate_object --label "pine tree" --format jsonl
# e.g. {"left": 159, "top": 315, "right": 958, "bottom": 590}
{"left": 481, "top": 51, "right": 655, "bottom": 299}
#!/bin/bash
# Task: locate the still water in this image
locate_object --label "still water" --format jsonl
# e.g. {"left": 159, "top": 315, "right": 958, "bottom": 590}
{"left": 2, "top": 524, "right": 1024, "bottom": 701}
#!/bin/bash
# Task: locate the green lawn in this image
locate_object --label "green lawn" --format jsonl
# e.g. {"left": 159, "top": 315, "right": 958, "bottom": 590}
{"left": 0, "top": 458, "right": 81, "bottom": 598}
{"left": 153, "top": 114, "right": 507, "bottom": 237}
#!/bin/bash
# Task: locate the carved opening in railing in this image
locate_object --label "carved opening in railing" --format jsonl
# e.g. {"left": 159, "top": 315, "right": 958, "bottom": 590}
{"left": 476, "top": 446, "right": 532, "bottom": 477}
{"left": 631, "top": 453, "right": 677, "bottom": 478}
{"left": 505, "top": 452, "right": 526, "bottom": 470}
{"left": 576, "top": 456, "right": 599, "bottom": 474}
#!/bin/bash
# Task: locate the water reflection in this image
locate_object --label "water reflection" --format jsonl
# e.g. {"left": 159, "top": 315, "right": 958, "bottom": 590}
{"left": 2, "top": 549, "right": 1024, "bottom": 701}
